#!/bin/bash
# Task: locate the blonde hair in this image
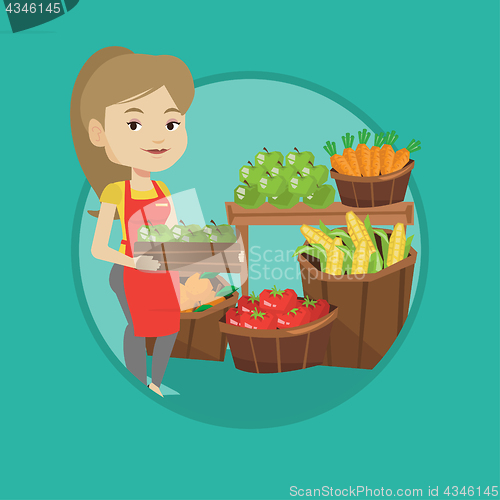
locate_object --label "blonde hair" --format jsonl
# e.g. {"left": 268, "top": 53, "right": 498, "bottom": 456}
{"left": 70, "top": 47, "right": 195, "bottom": 216}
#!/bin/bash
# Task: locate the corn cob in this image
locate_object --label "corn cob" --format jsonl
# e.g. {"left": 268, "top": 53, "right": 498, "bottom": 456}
{"left": 325, "top": 237, "right": 344, "bottom": 275}
{"left": 345, "top": 211, "right": 376, "bottom": 254}
{"left": 386, "top": 223, "right": 406, "bottom": 266}
{"left": 300, "top": 224, "right": 336, "bottom": 252}
{"left": 351, "top": 239, "right": 373, "bottom": 275}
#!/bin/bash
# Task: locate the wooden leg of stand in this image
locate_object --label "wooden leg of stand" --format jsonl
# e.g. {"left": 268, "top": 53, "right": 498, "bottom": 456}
{"left": 237, "top": 225, "right": 249, "bottom": 296}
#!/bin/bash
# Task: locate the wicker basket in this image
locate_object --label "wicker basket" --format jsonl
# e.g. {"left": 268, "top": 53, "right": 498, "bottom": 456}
{"left": 219, "top": 302, "right": 338, "bottom": 373}
{"left": 330, "top": 160, "right": 414, "bottom": 208}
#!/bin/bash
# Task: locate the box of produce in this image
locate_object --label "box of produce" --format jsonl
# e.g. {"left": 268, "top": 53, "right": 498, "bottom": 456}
{"left": 234, "top": 147, "right": 335, "bottom": 210}
{"left": 324, "top": 130, "right": 420, "bottom": 208}
{"left": 134, "top": 220, "right": 245, "bottom": 274}
{"left": 219, "top": 287, "right": 338, "bottom": 373}
{"left": 295, "top": 211, "right": 416, "bottom": 369}
{"left": 146, "top": 273, "right": 238, "bottom": 362}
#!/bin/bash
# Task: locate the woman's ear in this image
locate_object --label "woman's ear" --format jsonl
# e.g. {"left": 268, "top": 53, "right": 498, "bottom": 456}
{"left": 88, "top": 119, "right": 108, "bottom": 147}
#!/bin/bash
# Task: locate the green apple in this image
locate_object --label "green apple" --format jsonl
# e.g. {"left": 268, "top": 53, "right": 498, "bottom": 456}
{"left": 138, "top": 225, "right": 151, "bottom": 242}
{"left": 234, "top": 182, "right": 267, "bottom": 209}
{"left": 172, "top": 222, "right": 201, "bottom": 240}
{"left": 182, "top": 230, "right": 210, "bottom": 243}
{"left": 210, "top": 232, "right": 237, "bottom": 243}
{"left": 289, "top": 172, "right": 315, "bottom": 197}
{"left": 152, "top": 224, "right": 175, "bottom": 242}
{"left": 204, "top": 221, "right": 235, "bottom": 236}
{"left": 255, "top": 148, "right": 284, "bottom": 168}
{"left": 300, "top": 164, "right": 329, "bottom": 185}
{"left": 239, "top": 161, "right": 265, "bottom": 185}
{"left": 270, "top": 163, "right": 295, "bottom": 181}
{"left": 269, "top": 190, "right": 300, "bottom": 209}
{"left": 257, "top": 171, "right": 287, "bottom": 197}
{"left": 286, "top": 148, "right": 315, "bottom": 170}
{"left": 304, "top": 184, "right": 336, "bottom": 209}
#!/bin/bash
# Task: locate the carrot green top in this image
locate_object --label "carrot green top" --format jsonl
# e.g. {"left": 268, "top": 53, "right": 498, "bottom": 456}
{"left": 373, "top": 132, "right": 385, "bottom": 148}
{"left": 358, "top": 129, "right": 371, "bottom": 145}
{"left": 323, "top": 140, "right": 337, "bottom": 156}
{"left": 384, "top": 130, "right": 398, "bottom": 146}
{"left": 405, "top": 139, "right": 422, "bottom": 153}
{"left": 342, "top": 132, "right": 355, "bottom": 149}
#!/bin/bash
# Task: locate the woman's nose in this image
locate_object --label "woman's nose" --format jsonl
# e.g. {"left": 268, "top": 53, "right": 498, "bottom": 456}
{"left": 152, "top": 138, "right": 165, "bottom": 144}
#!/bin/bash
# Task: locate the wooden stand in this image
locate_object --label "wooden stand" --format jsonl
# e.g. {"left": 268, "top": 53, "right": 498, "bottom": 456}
{"left": 225, "top": 201, "right": 414, "bottom": 296}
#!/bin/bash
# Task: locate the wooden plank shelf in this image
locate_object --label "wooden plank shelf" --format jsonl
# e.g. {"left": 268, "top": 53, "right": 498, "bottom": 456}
{"left": 225, "top": 201, "right": 414, "bottom": 296}
{"left": 226, "top": 202, "right": 414, "bottom": 227}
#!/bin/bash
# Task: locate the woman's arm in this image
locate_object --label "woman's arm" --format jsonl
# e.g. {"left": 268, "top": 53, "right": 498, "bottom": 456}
{"left": 91, "top": 202, "right": 136, "bottom": 267}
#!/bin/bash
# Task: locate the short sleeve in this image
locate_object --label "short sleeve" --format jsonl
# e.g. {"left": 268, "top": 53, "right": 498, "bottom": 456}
{"left": 100, "top": 183, "right": 122, "bottom": 205}
{"left": 157, "top": 181, "right": 171, "bottom": 197}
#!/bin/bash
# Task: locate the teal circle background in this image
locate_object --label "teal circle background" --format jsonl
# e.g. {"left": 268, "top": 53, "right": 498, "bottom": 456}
{"left": 73, "top": 74, "right": 428, "bottom": 429}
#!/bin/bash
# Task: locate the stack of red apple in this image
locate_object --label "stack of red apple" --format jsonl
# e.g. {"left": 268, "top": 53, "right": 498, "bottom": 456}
{"left": 225, "top": 286, "right": 329, "bottom": 330}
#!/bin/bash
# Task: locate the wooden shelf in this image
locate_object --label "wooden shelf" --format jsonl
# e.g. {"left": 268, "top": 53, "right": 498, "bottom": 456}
{"left": 226, "top": 202, "right": 414, "bottom": 227}
{"left": 226, "top": 201, "right": 415, "bottom": 296}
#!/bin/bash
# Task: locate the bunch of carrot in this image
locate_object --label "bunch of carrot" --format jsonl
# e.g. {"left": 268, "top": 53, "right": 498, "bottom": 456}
{"left": 323, "top": 130, "right": 421, "bottom": 177}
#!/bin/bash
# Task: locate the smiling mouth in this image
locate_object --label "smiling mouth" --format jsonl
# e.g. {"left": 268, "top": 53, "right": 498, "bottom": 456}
{"left": 142, "top": 148, "right": 170, "bottom": 155}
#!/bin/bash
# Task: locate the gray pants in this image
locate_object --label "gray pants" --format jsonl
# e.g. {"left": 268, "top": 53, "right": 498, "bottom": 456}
{"left": 109, "top": 264, "right": 177, "bottom": 387}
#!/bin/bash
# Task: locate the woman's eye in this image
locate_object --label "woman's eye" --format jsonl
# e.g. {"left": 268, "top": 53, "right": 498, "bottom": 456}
{"left": 127, "top": 121, "right": 142, "bottom": 131}
{"left": 166, "top": 121, "right": 180, "bottom": 131}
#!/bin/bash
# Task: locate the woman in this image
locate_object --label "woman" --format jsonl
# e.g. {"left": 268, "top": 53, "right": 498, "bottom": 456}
{"left": 71, "top": 47, "right": 195, "bottom": 397}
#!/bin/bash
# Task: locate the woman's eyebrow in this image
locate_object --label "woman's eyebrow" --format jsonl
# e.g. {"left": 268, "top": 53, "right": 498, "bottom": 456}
{"left": 125, "top": 107, "right": 144, "bottom": 113}
{"left": 164, "top": 108, "right": 181, "bottom": 114}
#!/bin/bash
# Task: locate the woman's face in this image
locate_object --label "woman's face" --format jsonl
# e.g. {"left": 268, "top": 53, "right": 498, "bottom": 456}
{"left": 97, "top": 86, "right": 188, "bottom": 172}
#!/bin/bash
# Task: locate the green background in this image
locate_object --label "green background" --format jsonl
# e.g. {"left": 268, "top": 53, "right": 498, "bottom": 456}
{"left": 1, "top": 0, "right": 498, "bottom": 498}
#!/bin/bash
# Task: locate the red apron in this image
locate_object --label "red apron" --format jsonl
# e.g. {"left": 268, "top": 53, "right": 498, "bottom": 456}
{"left": 122, "top": 180, "right": 180, "bottom": 337}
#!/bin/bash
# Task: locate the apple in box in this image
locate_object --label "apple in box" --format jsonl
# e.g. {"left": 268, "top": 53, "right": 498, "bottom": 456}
{"left": 234, "top": 181, "right": 266, "bottom": 209}
{"left": 172, "top": 221, "right": 201, "bottom": 240}
{"left": 259, "top": 286, "right": 297, "bottom": 313}
{"left": 182, "top": 230, "right": 210, "bottom": 243}
{"left": 240, "top": 308, "right": 277, "bottom": 330}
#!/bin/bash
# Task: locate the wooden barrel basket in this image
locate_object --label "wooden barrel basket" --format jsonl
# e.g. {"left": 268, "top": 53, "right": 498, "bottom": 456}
{"left": 330, "top": 160, "right": 414, "bottom": 208}
{"left": 219, "top": 302, "right": 338, "bottom": 373}
{"left": 146, "top": 275, "right": 238, "bottom": 362}
{"left": 298, "top": 231, "right": 417, "bottom": 370}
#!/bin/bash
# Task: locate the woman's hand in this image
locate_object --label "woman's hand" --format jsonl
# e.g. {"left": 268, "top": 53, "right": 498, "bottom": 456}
{"left": 134, "top": 255, "right": 161, "bottom": 271}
